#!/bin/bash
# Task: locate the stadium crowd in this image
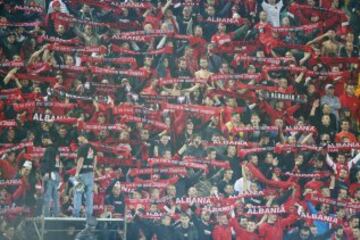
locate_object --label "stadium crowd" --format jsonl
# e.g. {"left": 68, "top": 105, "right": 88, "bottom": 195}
{"left": 0, "top": 0, "right": 360, "bottom": 239}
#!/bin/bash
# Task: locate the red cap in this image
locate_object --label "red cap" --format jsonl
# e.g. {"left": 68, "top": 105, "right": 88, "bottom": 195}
{"left": 52, "top": 1, "right": 61, "bottom": 7}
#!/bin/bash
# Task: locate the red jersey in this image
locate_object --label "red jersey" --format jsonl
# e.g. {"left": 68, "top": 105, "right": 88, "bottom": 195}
{"left": 335, "top": 131, "right": 357, "bottom": 142}
{"left": 144, "top": 12, "right": 163, "bottom": 29}
{"left": 230, "top": 218, "right": 259, "bottom": 240}
{"left": 212, "top": 224, "right": 232, "bottom": 240}
{"left": 339, "top": 94, "right": 360, "bottom": 120}
{"left": 258, "top": 214, "right": 297, "bottom": 240}
{"left": 211, "top": 33, "right": 234, "bottom": 54}
{"left": 254, "top": 22, "right": 273, "bottom": 45}
{"left": 189, "top": 36, "right": 207, "bottom": 59}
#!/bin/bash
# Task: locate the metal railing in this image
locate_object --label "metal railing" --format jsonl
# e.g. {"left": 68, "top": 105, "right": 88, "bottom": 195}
{"left": 26, "top": 216, "right": 125, "bottom": 240}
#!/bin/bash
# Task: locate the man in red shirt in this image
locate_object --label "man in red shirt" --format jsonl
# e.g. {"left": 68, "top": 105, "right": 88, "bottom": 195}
{"left": 335, "top": 119, "right": 357, "bottom": 142}
{"left": 212, "top": 214, "right": 232, "bottom": 240}
{"left": 230, "top": 217, "right": 261, "bottom": 240}
{"left": 211, "top": 21, "right": 249, "bottom": 54}
{"left": 254, "top": 11, "right": 273, "bottom": 45}
{"left": 258, "top": 212, "right": 298, "bottom": 240}
{"left": 339, "top": 84, "right": 360, "bottom": 121}
{"left": 211, "top": 23, "right": 234, "bottom": 54}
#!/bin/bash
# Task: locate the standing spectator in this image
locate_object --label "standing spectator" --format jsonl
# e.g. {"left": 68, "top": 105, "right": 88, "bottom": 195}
{"left": 73, "top": 132, "right": 97, "bottom": 217}
{"left": 41, "top": 134, "right": 61, "bottom": 217}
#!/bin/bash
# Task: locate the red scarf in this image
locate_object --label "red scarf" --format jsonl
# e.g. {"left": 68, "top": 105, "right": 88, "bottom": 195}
{"left": 147, "top": 157, "right": 208, "bottom": 172}
{"left": 14, "top": 5, "right": 44, "bottom": 14}
{"left": 0, "top": 142, "right": 33, "bottom": 156}
{"left": 37, "top": 35, "right": 80, "bottom": 45}
{"left": 209, "top": 73, "right": 262, "bottom": 82}
{"left": 0, "top": 21, "right": 40, "bottom": 27}
{"left": 201, "top": 17, "right": 247, "bottom": 26}
{"left": 49, "top": 44, "right": 107, "bottom": 54}
{"left": 0, "top": 120, "right": 16, "bottom": 127}
{"left": 128, "top": 167, "right": 187, "bottom": 177}
{"left": 80, "top": 56, "right": 137, "bottom": 68}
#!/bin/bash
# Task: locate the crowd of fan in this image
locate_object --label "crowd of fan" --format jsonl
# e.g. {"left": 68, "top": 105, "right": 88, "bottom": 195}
{"left": 0, "top": 0, "right": 360, "bottom": 239}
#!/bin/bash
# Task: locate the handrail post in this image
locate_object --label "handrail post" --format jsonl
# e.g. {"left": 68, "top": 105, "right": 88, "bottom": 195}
{"left": 123, "top": 205, "right": 127, "bottom": 240}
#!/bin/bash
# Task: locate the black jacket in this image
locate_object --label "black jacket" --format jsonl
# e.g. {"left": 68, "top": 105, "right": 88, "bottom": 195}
{"left": 41, "top": 145, "right": 60, "bottom": 175}
{"left": 192, "top": 215, "right": 213, "bottom": 240}
{"left": 175, "top": 223, "right": 199, "bottom": 240}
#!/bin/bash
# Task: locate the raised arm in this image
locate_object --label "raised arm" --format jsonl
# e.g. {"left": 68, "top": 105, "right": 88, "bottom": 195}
{"left": 325, "top": 154, "right": 337, "bottom": 173}
{"left": 4, "top": 68, "right": 22, "bottom": 88}
{"left": 161, "top": 0, "right": 172, "bottom": 14}
{"left": 279, "top": 212, "right": 298, "bottom": 228}
{"left": 73, "top": 26, "right": 86, "bottom": 40}
{"left": 348, "top": 151, "right": 360, "bottom": 170}
{"left": 229, "top": 217, "right": 247, "bottom": 236}
{"left": 28, "top": 44, "right": 48, "bottom": 65}
{"left": 3, "top": 68, "right": 18, "bottom": 85}
{"left": 299, "top": 133, "right": 314, "bottom": 145}
{"left": 241, "top": 165, "right": 250, "bottom": 192}
{"left": 306, "top": 31, "right": 331, "bottom": 46}
{"left": 294, "top": 72, "right": 305, "bottom": 83}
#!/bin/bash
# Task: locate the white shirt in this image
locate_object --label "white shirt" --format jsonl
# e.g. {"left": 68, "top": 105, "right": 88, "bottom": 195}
{"left": 234, "top": 178, "right": 245, "bottom": 193}
{"left": 261, "top": 0, "right": 283, "bottom": 27}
